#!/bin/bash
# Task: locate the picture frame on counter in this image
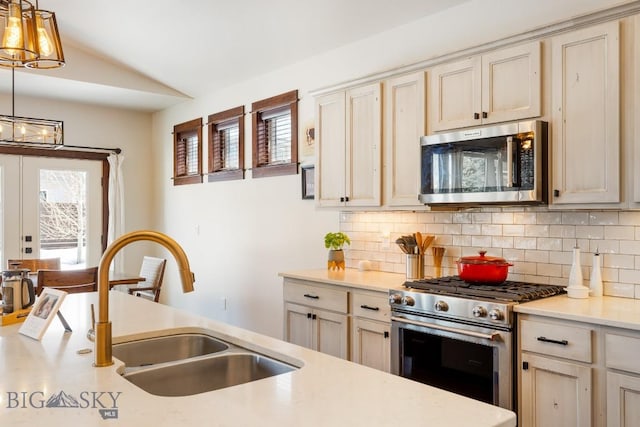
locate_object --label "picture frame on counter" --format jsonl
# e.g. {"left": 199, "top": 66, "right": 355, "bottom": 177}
{"left": 301, "top": 165, "right": 314, "bottom": 200}
{"left": 19, "top": 288, "right": 67, "bottom": 340}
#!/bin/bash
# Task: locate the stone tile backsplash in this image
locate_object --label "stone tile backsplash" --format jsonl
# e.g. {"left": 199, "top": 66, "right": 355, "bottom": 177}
{"left": 340, "top": 208, "right": 640, "bottom": 299}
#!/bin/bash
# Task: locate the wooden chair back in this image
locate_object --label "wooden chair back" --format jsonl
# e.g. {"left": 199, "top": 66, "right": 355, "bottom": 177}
{"left": 128, "top": 256, "right": 166, "bottom": 302}
{"left": 7, "top": 258, "right": 61, "bottom": 272}
{"left": 36, "top": 267, "right": 98, "bottom": 296}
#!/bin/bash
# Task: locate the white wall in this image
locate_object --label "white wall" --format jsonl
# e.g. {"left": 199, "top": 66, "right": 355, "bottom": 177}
{"left": 151, "top": 0, "right": 633, "bottom": 339}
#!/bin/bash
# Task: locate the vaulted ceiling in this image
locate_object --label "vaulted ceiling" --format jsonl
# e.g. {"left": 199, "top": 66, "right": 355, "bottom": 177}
{"left": 0, "top": 0, "right": 468, "bottom": 112}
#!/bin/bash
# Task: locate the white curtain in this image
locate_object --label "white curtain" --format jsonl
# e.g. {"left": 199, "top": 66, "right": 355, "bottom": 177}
{"left": 107, "top": 153, "right": 125, "bottom": 273}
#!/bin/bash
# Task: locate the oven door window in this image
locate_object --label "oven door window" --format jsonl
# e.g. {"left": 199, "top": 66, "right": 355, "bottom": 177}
{"left": 422, "top": 136, "right": 520, "bottom": 195}
{"left": 400, "top": 328, "right": 497, "bottom": 405}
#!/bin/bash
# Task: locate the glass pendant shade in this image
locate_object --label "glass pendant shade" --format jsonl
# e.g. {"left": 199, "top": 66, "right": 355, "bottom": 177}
{"left": 0, "top": 0, "right": 38, "bottom": 67}
{"left": 25, "top": 8, "right": 64, "bottom": 68}
{"left": 0, "top": 115, "right": 63, "bottom": 145}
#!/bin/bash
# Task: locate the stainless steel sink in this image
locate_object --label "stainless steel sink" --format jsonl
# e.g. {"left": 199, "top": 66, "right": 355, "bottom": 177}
{"left": 112, "top": 333, "right": 229, "bottom": 367}
{"left": 122, "top": 353, "right": 296, "bottom": 396}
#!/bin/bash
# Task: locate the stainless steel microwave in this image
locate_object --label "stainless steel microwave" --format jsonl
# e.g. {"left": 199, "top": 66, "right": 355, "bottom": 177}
{"left": 420, "top": 120, "right": 548, "bottom": 205}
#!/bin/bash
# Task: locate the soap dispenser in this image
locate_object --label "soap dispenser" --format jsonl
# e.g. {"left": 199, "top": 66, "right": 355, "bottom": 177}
{"left": 590, "top": 249, "right": 603, "bottom": 297}
{"left": 567, "top": 244, "right": 589, "bottom": 298}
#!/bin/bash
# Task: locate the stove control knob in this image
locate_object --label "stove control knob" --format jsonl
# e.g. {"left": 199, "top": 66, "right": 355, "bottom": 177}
{"left": 389, "top": 294, "right": 403, "bottom": 305}
{"left": 402, "top": 296, "right": 415, "bottom": 306}
{"left": 472, "top": 306, "right": 488, "bottom": 318}
{"left": 434, "top": 301, "right": 449, "bottom": 312}
{"left": 489, "top": 309, "right": 504, "bottom": 321}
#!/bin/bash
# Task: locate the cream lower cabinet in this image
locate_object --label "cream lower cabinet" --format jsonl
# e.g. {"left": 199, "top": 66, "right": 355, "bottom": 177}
{"left": 605, "top": 332, "right": 640, "bottom": 427}
{"left": 520, "top": 353, "right": 592, "bottom": 427}
{"left": 284, "top": 302, "right": 348, "bottom": 359}
{"left": 283, "top": 279, "right": 349, "bottom": 359}
{"left": 350, "top": 291, "right": 391, "bottom": 372}
{"left": 518, "top": 316, "right": 595, "bottom": 427}
{"left": 283, "top": 278, "right": 391, "bottom": 369}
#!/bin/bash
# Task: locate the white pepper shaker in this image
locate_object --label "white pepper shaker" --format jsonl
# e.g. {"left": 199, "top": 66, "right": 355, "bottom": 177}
{"left": 590, "top": 250, "right": 603, "bottom": 297}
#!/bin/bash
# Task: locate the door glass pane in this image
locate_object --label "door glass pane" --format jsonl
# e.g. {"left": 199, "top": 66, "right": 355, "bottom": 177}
{"left": 39, "top": 169, "right": 88, "bottom": 269}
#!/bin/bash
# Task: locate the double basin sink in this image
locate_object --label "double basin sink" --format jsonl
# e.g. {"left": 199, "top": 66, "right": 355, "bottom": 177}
{"left": 112, "top": 332, "right": 298, "bottom": 397}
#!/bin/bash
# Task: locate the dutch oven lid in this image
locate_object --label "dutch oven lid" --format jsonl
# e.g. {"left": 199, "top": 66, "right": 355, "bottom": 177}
{"left": 457, "top": 250, "right": 510, "bottom": 266}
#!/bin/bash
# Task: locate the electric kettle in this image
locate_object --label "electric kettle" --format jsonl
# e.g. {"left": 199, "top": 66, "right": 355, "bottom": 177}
{"left": 1, "top": 269, "right": 35, "bottom": 314}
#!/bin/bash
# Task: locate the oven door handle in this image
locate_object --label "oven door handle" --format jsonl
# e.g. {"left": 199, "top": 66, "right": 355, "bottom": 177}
{"left": 391, "top": 316, "right": 501, "bottom": 341}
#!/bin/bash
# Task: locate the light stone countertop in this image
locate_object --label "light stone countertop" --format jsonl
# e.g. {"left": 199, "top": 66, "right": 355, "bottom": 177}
{"left": 0, "top": 291, "right": 516, "bottom": 426}
{"left": 515, "top": 294, "right": 640, "bottom": 330}
{"left": 279, "top": 268, "right": 406, "bottom": 293}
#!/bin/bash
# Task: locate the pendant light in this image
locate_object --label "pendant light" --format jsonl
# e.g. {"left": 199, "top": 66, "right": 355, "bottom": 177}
{"left": 0, "top": 0, "right": 38, "bottom": 67}
{"left": 26, "top": 0, "right": 64, "bottom": 68}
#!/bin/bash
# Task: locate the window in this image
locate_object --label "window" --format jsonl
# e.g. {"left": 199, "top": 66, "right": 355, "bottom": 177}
{"left": 207, "top": 106, "right": 244, "bottom": 182}
{"left": 173, "top": 118, "right": 203, "bottom": 185}
{"left": 251, "top": 90, "right": 298, "bottom": 178}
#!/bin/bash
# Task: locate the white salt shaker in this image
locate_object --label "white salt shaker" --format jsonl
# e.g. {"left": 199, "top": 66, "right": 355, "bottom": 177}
{"left": 590, "top": 250, "right": 603, "bottom": 297}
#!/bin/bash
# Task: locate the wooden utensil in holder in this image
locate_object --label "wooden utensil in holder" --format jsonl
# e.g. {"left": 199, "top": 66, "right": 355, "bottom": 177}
{"left": 432, "top": 246, "right": 445, "bottom": 278}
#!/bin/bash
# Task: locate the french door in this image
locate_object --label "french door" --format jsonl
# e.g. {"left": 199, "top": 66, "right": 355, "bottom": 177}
{"left": 0, "top": 154, "right": 103, "bottom": 270}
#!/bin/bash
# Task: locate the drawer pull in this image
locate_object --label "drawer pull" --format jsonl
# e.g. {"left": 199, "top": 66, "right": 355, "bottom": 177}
{"left": 360, "top": 304, "right": 380, "bottom": 311}
{"left": 303, "top": 294, "right": 320, "bottom": 300}
{"left": 537, "top": 336, "right": 569, "bottom": 346}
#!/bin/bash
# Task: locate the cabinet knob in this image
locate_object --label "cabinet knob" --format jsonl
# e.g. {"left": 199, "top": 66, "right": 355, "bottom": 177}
{"left": 553, "top": 189, "right": 560, "bottom": 197}
{"left": 474, "top": 112, "right": 480, "bottom": 120}
{"left": 482, "top": 111, "right": 488, "bottom": 119}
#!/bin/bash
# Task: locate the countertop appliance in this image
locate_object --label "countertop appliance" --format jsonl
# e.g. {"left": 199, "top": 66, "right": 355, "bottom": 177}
{"left": 389, "top": 276, "right": 565, "bottom": 411}
{"left": 420, "top": 120, "right": 548, "bottom": 205}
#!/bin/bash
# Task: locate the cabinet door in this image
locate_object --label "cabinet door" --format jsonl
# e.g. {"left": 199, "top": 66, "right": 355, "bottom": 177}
{"left": 283, "top": 302, "right": 313, "bottom": 350}
{"left": 482, "top": 41, "right": 541, "bottom": 124}
{"left": 607, "top": 371, "right": 640, "bottom": 427}
{"left": 384, "top": 72, "right": 425, "bottom": 207}
{"left": 351, "top": 317, "right": 390, "bottom": 372}
{"left": 429, "top": 57, "right": 481, "bottom": 131}
{"left": 551, "top": 21, "right": 620, "bottom": 205}
{"left": 314, "top": 309, "right": 349, "bottom": 360}
{"left": 316, "top": 91, "right": 346, "bottom": 207}
{"left": 345, "top": 83, "right": 382, "bottom": 207}
{"left": 520, "top": 353, "right": 592, "bottom": 427}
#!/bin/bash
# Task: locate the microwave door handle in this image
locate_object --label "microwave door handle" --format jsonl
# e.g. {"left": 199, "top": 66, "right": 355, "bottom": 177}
{"left": 506, "top": 136, "right": 514, "bottom": 187}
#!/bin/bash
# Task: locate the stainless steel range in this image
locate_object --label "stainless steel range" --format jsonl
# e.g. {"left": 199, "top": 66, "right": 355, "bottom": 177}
{"left": 389, "top": 276, "right": 565, "bottom": 411}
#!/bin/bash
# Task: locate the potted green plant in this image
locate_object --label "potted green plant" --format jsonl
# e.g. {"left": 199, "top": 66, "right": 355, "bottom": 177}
{"left": 324, "top": 232, "right": 350, "bottom": 270}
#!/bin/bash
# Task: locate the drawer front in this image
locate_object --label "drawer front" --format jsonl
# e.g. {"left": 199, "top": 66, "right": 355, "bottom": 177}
{"left": 352, "top": 292, "right": 390, "bottom": 322}
{"left": 520, "top": 318, "right": 593, "bottom": 363}
{"left": 606, "top": 333, "right": 640, "bottom": 374}
{"left": 283, "top": 280, "right": 348, "bottom": 313}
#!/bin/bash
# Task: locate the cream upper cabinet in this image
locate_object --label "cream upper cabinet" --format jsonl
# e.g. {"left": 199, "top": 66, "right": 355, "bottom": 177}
{"left": 315, "top": 92, "right": 346, "bottom": 207}
{"left": 316, "top": 83, "right": 382, "bottom": 208}
{"left": 383, "top": 71, "right": 426, "bottom": 207}
{"left": 429, "top": 41, "right": 541, "bottom": 132}
{"left": 550, "top": 21, "right": 620, "bottom": 206}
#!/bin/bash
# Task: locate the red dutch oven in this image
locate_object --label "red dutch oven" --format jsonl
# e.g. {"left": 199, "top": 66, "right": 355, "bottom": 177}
{"left": 456, "top": 250, "right": 513, "bottom": 283}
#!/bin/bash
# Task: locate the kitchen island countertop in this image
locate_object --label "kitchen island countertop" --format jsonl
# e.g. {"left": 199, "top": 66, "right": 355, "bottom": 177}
{"left": 0, "top": 291, "right": 516, "bottom": 426}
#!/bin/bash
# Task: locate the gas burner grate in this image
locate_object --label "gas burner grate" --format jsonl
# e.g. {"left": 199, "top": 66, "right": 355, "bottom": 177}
{"left": 404, "top": 276, "right": 566, "bottom": 302}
